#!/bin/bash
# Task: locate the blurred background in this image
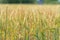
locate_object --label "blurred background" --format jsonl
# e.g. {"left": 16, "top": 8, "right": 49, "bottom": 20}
{"left": 0, "top": 0, "right": 60, "bottom": 4}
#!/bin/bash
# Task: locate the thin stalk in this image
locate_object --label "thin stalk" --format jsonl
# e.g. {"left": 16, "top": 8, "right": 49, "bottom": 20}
{"left": 4, "top": 6, "right": 8, "bottom": 40}
{"left": 41, "top": 31, "right": 46, "bottom": 40}
{"left": 54, "top": 28, "right": 59, "bottom": 40}
{"left": 0, "top": 11, "right": 2, "bottom": 40}
{"left": 25, "top": 23, "right": 29, "bottom": 40}
{"left": 35, "top": 28, "right": 40, "bottom": 40}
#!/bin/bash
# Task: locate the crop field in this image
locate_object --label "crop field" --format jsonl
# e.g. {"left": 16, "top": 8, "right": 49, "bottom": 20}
{"left": 0, "top": 4, "right": 60, "bottom": 40}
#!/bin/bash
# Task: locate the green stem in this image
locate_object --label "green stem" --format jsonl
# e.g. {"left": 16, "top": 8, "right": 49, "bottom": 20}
{"left": 54, "top": 28, "right": 59, "bottom": 40}
{"left": 41, "top": 31, "right": 46, "bottom": 40}
{"left": 4, "top": 6, "right": 8, "bottom": 40}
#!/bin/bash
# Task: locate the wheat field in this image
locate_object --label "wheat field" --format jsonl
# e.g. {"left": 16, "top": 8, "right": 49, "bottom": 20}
{"left": 0, "top": 4, "right": 60, "bottom": 40}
